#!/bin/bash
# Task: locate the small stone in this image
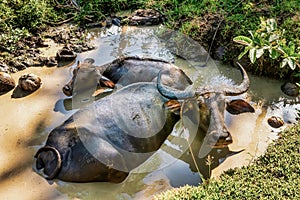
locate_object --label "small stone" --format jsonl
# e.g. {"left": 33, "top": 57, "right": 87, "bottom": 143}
{"left": 18, "top": 73, "right": 41, "bottom": 92}
{"left": 22, "top": 59, "right": 42, "bottom": 67}
{"left": 46, "top": 57, "right": 58, "bottom": 67}
{"left": 112, "top": 18, "right": 121, "bottom": 27}
{"left": 281, "top": 82, "right": 299, "bottom": 97}
{"left": 267, "top": 116, "right": 284, "bottom": 128}
{"left": 0, "top": 72, "right": 16, "bottom": 93}
{"left": 214, "top": 46, "right": 226, "bottom": 60}
{"left": 56, "top": 48, "right": 77, "bottom": 62}
{"left": 123, "top": 9, "right": 164, "bottom": 26}
{"left": 9, "top": 60, "right": 27, "bottom": 70}
{"left": 0, "top": 63, "right": 10, "bottom": 73}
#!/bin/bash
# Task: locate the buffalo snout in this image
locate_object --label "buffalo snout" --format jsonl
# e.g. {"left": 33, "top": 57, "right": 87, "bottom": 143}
{"left": 207, "top": 130, "right": 233, "bottom": 148}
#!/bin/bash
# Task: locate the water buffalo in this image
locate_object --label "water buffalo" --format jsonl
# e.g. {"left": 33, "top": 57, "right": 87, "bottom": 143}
{"left": 35, "top": 69, "right": 192, "bottom": 183}
{"left": 35, "top": 63, "right": 254, "bottom": 183}
{"left": 62, "top": 56, "right": 193, "bottom": 97}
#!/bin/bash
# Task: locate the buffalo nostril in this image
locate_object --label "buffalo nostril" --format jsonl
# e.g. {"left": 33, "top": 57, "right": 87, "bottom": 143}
{"left": 219, "top": 131, "right": 232, "bottom": 142}
{"left": 64, "top": 85, "right": 70, "bottom": 91}
{"left": 225, "top": 135, "right": 233, "bottom": 143}
{"left": 63, "top": 85, "right": 73, "bottom": 96}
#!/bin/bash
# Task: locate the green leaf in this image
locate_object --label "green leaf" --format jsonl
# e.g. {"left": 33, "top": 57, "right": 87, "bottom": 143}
{"left": 233, "top": 36, "right": 253, "bottom": 46}
{"left": 238, "top": 46, "right": 251, "bottom": 60}
{"left": 252, "top": 34, "right": 261, "bottom": 46}
{"left": 287, "top": 58, "right": 296, "bottom": 70}
{"left": 287, "top": 42, "right": 296, "bottom": 54}
{"left": 249, "top": 30, "right": 255, "bottom": 39}
{"left": 256, "top": 48, "right": 264, "bottom": 59}
{"left": 249, "top": 48, "right": 256, "bottom": 63}
{"left": 269, "top": 48, "right": 280, "bottom": 59}
{"left": 280, "top": 58, "right": 288, "bottom": 68}
{"left": 269, "top": 33, "right": 279, "bottom": 43}
{"left": 277, "top": 46, "right": 287, "bottom": 56}
{"left": 266, "top": 18, "right": 277, "bottom": 33}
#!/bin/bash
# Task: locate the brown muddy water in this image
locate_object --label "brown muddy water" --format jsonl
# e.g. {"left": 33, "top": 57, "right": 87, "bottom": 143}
{"left": 0, "top": 26, "right": 299, "bottom": 200}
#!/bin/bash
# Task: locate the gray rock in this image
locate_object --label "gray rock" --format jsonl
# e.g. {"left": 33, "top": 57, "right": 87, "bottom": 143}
{"left": 281, "top": 82, "right": 299, "bottom": 97}
{"left": 0, "top": 72, "right": 15, "bottom": 93}
{"left": 0, "top": 63, "right": 10, "bottom": 73}
{"left": 18, "top": 73, "right": 41, "bottom": 92}
{"left": 267, "top": 116, "right": 284, "bottom": 128}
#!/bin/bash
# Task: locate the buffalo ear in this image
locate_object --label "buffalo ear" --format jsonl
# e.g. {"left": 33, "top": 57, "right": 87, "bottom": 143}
{"left": 226, "top": 99, "right": 255, "bottom": 115}
{"left": 164, "top": 100, "right": 181, "bottom": 115}
{"left": 84, "top": 58, "right": 95, "bottom": 64}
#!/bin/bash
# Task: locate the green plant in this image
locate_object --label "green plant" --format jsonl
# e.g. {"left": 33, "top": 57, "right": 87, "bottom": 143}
{"left": 205, "top": 154, "right": 214, "bottom": 178}
{"left": 233, "top": 18, "right": 300, "bottom": 71}
{"left": 0, "top": 27, "right": 30, "bottom": 51}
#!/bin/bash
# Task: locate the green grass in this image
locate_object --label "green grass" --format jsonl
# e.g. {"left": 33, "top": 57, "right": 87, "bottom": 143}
{"left": 155, "top": 124, "right": 300, "bottom": 199}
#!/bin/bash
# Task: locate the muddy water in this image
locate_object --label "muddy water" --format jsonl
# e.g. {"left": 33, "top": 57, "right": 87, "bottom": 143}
{"left": 0, "top": 26, "right": 299, "bottom": 200}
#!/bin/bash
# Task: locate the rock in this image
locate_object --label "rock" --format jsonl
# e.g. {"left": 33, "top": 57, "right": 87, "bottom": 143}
{"left": 0, "top": 63, "right": 10, "bottom": 73}
{"left": 226, "top": 99, "right": 255, "bottom": 115}
{"left": 18, "top": 73, "right": 41, "bottom": 92}
{"left": 123, "top": 9, "right": 164, "bottom": 26}
{"left": 0, "top": 72, "right": 16, "bottom": 93}
{"left": 22, "top": 59, "right": 43, "bottom": 67}
{"left": 267, "top": 116, "right": 284, "bottom": 128}
{"left": 214, "top": 46, "right": 226, "bottom": 60}
{"left": 46, "top": 57, "right": 58, "bottom": 67}
{"left": 85, "top": 18, "right": 114, "bottom": 28}
{"left": 112, "top": 18, "right": 121, "bottom": 27}
{"left": 85, "top": 22, "right": 103, "bottom": 28}
{"left": 9, "top": 60, "right": 27, "bottom": 71}
{"left": 56, "top": 47, "right": 77, "bottom": 62}
{"left": 281, "top": 82, "right": 299, "bottom": 97}
{"left": 38, "top": 57, "right": 58, "bottom": 67}
{"left": 9, "top": 67, "right": 18, "bottom": 73}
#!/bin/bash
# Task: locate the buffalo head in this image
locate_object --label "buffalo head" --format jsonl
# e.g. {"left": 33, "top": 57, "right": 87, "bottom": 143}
{"left": 63, "top": 58, "right": 115, "bottom": 96}
{"left": 158, "top": 63, "right": 255, "bottom": 148}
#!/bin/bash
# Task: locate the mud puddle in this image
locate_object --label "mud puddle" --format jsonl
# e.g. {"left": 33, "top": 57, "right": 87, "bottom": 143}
{"left": 0, "top": 25, "right": 299, "bottom": 200}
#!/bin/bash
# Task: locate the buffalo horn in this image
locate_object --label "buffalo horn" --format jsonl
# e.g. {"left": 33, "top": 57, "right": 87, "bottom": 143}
{"left": 224, "top": 62, "right": 250, "bottom": 96}
{"left": 157, "top": 70, "right": 195, "bottom": 99}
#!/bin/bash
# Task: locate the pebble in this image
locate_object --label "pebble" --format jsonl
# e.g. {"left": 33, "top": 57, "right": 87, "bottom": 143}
{"left": 18, "top": 73, "right": 41, "bottom": 92}
{"left": 0, "top": 72, "right": 16, "bottom": 93}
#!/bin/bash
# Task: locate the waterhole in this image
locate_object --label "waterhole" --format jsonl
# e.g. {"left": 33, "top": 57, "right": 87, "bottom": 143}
{"left": 0, "top": 25, "right": 298, "bottom": 200}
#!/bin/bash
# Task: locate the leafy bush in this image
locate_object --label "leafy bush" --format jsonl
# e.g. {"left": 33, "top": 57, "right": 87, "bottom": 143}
{"left": 0, "top": 0, "right": 58, "bottom": 32}
{"left": 233, "top": 18, "right": 300, "bottom": 71}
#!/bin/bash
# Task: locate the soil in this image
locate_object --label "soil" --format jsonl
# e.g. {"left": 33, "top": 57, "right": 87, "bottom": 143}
{"left": 0, "top": 24, "right": 95, "bottom": 74}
